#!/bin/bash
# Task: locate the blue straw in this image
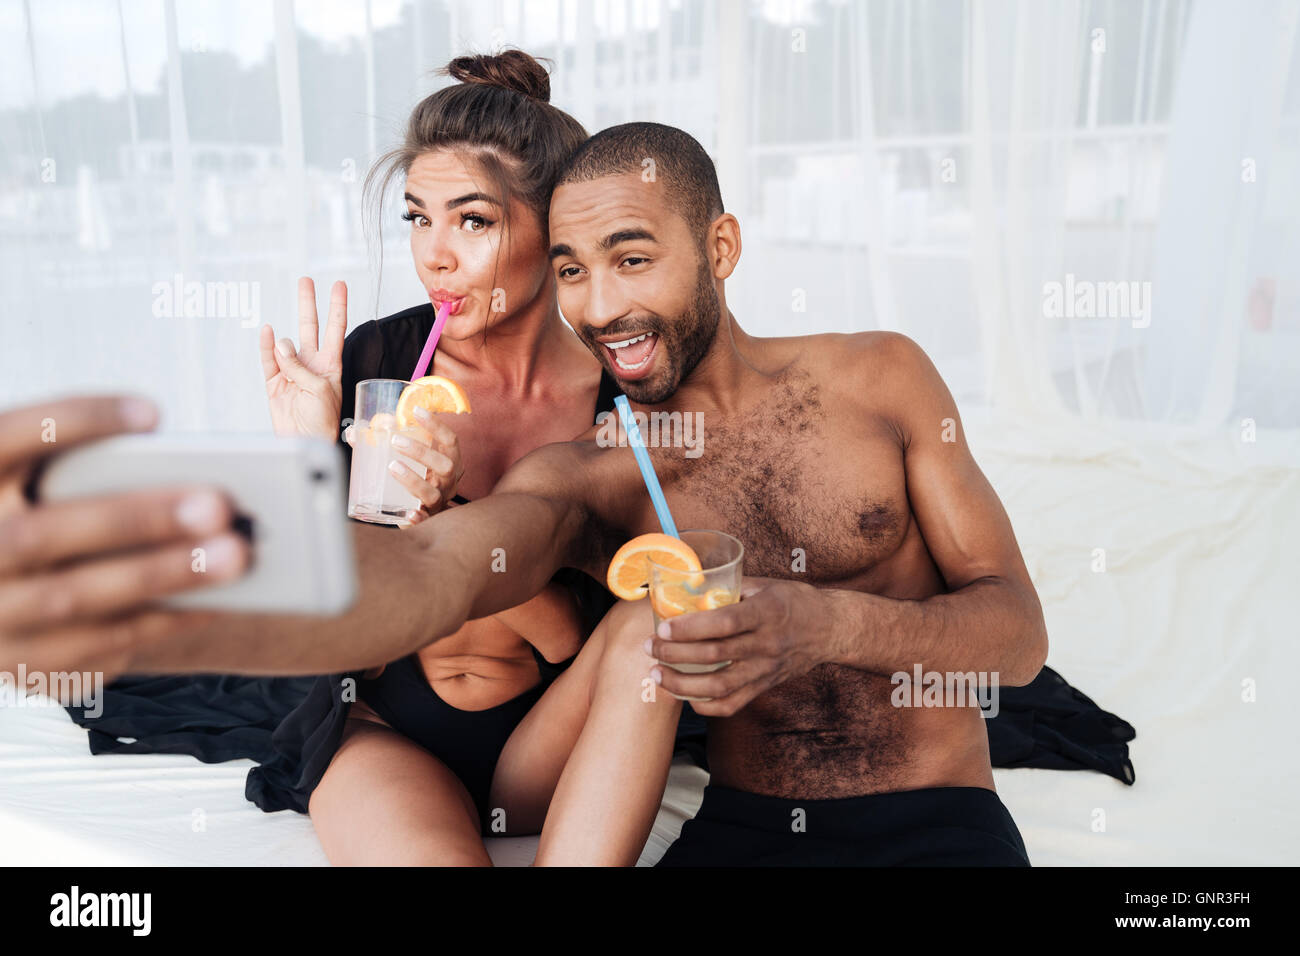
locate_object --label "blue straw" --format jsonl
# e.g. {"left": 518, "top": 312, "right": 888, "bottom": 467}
{"left": 614, "top": 394, "right": 679, "bottom": 538}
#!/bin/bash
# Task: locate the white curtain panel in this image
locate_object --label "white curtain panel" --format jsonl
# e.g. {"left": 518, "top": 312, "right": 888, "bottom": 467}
{"left": 1, "top": 0, "right": 1296, "bottom": 435}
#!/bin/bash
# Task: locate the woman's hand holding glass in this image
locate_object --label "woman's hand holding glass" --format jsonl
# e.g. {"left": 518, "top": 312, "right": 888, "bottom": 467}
{"left": 345, "top": 406, "right": 464, "bottom": 527}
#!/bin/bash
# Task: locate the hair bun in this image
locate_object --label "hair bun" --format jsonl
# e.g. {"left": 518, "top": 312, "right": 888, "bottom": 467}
{"left": 445, "top": 50, "right": 551, "bottom": 103}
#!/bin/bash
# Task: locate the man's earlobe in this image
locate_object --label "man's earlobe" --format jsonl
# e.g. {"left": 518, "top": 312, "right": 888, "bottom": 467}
{"left": 711, "top": 213, "right": 742, "bottom": 279}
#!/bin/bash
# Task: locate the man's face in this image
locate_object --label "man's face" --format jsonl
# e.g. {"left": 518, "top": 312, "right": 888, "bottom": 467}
{"left": 548, "top": 173, "right": 720, "bottom": 404}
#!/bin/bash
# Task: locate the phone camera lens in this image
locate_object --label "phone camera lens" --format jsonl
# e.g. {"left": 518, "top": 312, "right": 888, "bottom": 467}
{"left": 310, "top": 469, "right": 327, "bottom": 482}
{"left": 232, "top": 512, "right": 256, "bottom": 542}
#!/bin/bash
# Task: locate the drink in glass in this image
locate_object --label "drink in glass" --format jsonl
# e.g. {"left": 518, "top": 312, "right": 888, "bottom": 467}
{"left": 346, "top": 378, "right": 428, "bottom": 525}
{"left": 648, "top": 529, "right": 744, "bottom": 700}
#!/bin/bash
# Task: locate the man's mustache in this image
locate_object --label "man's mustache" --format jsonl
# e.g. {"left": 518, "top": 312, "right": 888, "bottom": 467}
{"left": 580, "top": 315, "right": 668, "bottom": 347}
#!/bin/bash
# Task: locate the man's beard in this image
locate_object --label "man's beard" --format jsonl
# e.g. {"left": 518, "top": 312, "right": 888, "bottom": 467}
{"left": 580, "top": 259, "right": 720, "bottom": 405}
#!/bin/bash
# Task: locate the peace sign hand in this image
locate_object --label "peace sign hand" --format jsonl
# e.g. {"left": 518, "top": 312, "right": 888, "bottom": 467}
{"left": 259, "top": 277, "right": 347, "bottom": 440}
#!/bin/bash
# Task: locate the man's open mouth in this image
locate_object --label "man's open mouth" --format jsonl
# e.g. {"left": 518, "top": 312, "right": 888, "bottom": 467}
{"left": 602, "top": 331, "right": 659, "bottom": 375}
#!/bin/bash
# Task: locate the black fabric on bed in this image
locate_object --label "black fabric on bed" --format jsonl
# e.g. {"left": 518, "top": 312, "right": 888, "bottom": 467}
{"left": 63, "top": 673, "right": 318, "bottom": 764}
{"left": 984, "top": 665, "right": 1137, "bottom": 784}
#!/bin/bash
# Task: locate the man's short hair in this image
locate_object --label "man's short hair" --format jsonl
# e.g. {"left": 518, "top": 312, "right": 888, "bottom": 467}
{"left": 556, "top": 122, "right": 725, "bottom": 247}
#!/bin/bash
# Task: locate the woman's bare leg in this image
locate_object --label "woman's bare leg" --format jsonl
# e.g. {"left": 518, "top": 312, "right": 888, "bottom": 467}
{"left": 535, "top": 598, "right": 682, "bottom": 865}
{"left": 490, "top": 598, "right": 683, "bottom": 865}
{"left": 309, "top": 713, "right": 490, "bottom": 866}
{"left": 489, "top": 610, "right": 613, "bottom": 834}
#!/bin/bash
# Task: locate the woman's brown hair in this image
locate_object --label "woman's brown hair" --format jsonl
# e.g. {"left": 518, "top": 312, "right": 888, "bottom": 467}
{"left": 364, "top": 50, "right": 588, "bottom": 309}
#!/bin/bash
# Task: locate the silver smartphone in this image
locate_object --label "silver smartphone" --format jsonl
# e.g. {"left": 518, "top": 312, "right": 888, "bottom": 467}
{"left": 34, "top": 433, "right": 358, "bottom": 615}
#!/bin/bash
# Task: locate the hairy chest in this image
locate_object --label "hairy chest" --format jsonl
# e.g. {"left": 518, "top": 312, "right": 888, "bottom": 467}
{"left": 647, "top": 383, "right": 910, "bottom": 582}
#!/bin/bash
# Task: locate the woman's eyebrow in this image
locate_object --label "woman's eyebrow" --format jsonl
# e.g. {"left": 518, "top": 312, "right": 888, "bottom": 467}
{"left": 402, "top": 191, "right": 501, "bottom": 210}
{"left": 445, "top": 192, "right": 501, "bottom": 210}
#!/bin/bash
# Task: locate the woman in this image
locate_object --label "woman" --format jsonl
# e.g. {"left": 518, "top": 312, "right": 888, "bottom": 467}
{"left": 250, "top": 50, "right": 699, "bottom": 865}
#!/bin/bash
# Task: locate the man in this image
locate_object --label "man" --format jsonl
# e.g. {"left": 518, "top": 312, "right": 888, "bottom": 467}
{"left": 535, "top": 123, "right": 1047, "bottom": 865}
{"left": 1, "top": 123, "right": 1046, "bottom": 865}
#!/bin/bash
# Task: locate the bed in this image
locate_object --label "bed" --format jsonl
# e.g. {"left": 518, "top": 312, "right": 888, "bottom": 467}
{"left": 2, "top": 421, "right": 1297, "bottom": 865}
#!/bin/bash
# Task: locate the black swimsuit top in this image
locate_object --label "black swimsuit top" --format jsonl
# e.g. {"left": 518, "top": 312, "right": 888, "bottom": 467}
{"left": 339, "top": 303, "right": 622, "bottom": 679}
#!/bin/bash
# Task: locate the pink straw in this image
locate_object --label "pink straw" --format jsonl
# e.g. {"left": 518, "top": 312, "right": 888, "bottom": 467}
{"left": 411, "top": 301, "right": 450, "bottom": 379}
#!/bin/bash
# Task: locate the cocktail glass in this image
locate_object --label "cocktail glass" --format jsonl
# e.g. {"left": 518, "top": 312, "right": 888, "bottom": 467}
{"left": 648, "top": 529, "right": 744, "bottom": 701}
{"left": 346, "top": 378, "right": 429, "bottom": 525}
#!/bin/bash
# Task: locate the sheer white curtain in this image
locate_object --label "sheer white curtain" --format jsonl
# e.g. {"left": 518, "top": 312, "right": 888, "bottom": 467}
{"left": 733, "top": 0, "right": 1300, "bottom": 434}
{"left": 1, "top": 0, "right": 1296, "bottom": 437}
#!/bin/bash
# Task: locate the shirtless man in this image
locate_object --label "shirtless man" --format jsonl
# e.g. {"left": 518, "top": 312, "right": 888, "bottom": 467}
{"left": 1, "top": 122, "right": 1046, "bottom": 866}
{"left": 524, "top": 122, "right": 1048, "bottom": 865}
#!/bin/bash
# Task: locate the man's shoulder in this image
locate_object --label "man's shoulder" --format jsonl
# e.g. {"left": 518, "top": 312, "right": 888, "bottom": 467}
{"left": 819, "top": 329, "right": 928, "bottom": 364}
{"left": 780, "top": 331, "right": 953, "bottom": 447}
{"left": 767, "top": 329, "right": 935, "bottom": 383}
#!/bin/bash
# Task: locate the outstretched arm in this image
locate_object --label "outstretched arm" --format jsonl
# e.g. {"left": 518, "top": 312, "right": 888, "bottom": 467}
{"left": 125, "top": 443, "right": 604, "bottom": 675}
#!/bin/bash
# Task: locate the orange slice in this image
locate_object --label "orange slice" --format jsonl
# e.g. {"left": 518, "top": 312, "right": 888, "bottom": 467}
{"left": 698, "top": 587, "right": 735, "bottom": 611}
{"left": 606, "top": 533, "right": 702, "bottom": 602}
{"left": 650, "top": 581, "right": 700, "bottom": 618}
{"left": 362, "top": 412, "right": 397, "bottom": 446}
{"left": 395, "top": 375, "right": 471, "bottom": 427}
{"left": 650, "top": 583, "right": 735, "bottom": 618}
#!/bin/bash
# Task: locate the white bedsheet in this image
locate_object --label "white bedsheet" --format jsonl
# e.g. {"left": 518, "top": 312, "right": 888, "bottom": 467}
{"left": 2, "top": 420, "right": 1297, "bottom": 865}
{"left": 0, "top": 702, "right": 706, "bottom": 867}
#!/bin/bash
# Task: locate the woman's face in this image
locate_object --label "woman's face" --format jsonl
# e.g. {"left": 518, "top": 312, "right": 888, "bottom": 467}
{"left": 403, "top": 149, "right": 551, "bottom": 342}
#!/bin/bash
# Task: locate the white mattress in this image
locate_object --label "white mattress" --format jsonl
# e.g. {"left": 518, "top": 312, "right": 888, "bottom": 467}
{"left": 2, "top": 420, "right": 1297, "bottom": 865}
{"left": 0, "top": 701, "right": 704, "bottom": 866}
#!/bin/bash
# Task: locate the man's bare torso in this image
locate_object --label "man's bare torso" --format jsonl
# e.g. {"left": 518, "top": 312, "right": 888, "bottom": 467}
{"left": 573, "top": 331, "right": 995, "bottom": 799}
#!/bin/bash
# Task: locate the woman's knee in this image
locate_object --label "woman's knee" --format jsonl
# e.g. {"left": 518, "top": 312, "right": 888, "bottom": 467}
{"left": 590, "top": 600, "right": 666, "bottom": 706}
{"left": 596, "top": 599, "right": 657, "bottom": 664}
